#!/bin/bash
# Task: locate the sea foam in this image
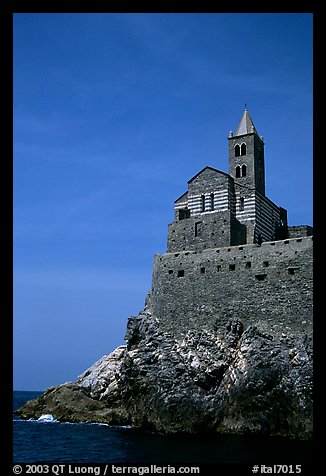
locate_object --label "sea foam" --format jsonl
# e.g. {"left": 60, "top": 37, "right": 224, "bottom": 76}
{"left": 37, "top": 414, "right": 58, "bottom": 423}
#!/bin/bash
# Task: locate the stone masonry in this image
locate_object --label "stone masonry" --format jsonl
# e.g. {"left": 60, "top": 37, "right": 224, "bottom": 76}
{"left": 152, "top": 236, "right": 313, "bottom": 338}
{"left": 152, "top": 109, "right": 313, "bottom": 340}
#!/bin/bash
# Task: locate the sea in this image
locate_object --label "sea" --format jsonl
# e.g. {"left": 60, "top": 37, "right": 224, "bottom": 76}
{"left": 13, "top": 391, "right": 313, "bottom": 466}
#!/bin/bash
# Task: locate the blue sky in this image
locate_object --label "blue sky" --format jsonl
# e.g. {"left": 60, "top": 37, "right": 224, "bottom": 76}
{"left": 13, "top": 13, "right": 313, "bottom": 391}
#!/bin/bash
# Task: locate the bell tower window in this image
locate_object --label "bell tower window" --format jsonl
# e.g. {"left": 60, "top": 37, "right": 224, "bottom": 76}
{"left": 236, "top": 165, "right": 241, "bottom": 178}
{"left": 241, "top": 143, "right": 247, "bottom": 155}
{"left": 235, "top": 144, "right": 240, "bottom": 157}
{"left": 242, "top": 164, "right": 247, "bottom": 177}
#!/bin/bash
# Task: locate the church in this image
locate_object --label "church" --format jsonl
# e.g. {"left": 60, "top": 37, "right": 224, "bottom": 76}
{"left": 167, "top": 108, "right": 311, "bottom": 253}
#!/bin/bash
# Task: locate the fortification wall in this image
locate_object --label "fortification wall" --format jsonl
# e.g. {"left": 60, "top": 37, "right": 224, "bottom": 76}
{"left": 151, "top": 236, "right": 313, "bottom": 338}
{"left": 288, "top": 225, "right": 313, "bottom": 238}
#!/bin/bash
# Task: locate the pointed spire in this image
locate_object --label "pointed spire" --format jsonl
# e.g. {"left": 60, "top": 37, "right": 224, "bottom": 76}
{"left": 235, "top": 107, "right": 258, "bottom": 136}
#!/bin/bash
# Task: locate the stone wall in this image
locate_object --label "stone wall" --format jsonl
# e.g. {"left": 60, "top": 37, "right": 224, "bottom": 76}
{"left": 151, "top": 236, "right": 313, "bottom": 339}
{"left": 167, "top": 210, "right": 247, "bottom": 253}
{"left": 288, "top": 225, "right": 313, "bottom": 238}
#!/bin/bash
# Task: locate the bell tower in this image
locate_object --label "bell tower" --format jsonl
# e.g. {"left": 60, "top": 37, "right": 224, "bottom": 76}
{"left": 228, "top": 108, "right": 265, "bottom": 196}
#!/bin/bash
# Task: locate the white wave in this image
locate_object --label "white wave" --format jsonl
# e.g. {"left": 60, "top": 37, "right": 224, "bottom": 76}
{"left": 37, "top": 414, "right": 58, "bottom": 423}
{"left": 14, "top": 415, "right": 132, "bottom": 429}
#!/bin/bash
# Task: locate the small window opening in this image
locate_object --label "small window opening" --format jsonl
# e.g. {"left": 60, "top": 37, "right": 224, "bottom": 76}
{"left": 255, "top": 274, "right": 267, "bottom": 281}
{"left": 236, "top": 165, "right": 241, "bottom": 178}
{"left": 201, "top": 195, "right": 206, "bottom": 212}
{"left": 241, "top": 143, "right": 247, "bottom": 155}
{"left": 200, "top": 267, "right": 205, "bottom": 274}
{"left": 177, "top": 270, "right": 184, "bottom": 277}
{"left": 210, "top": 193, "right": 215, "bottom": 211}
{"left": 235, "top": 144, "right": 240, "bottom": 157}
{"left": 229, "top": 264, "right": 236, "bottom": 271}
{"left": 263, "top": 261, "right": 269, "bottom": 267}
{"left": 217, "top": 265, "right": 221, "bottom": 271}
{"left": 195, "top": 222, "right": 202, "bottom": 237}
{"left": 179, "top": 208, "right": 190, "bottom": 220}
{"left": 242, "top": 164, "right": 247, "bottom": 177}
{"left": 168, "top": 270, "right": 173, "bottom": 274}
{"left": 288, "top": 267, "right": 298, "bottom": 275}
{"left": 239, "top": 197, "right": 245, "bottom": 211}
{"left": 245, "top": 261, "right": 251, "bottom": 268}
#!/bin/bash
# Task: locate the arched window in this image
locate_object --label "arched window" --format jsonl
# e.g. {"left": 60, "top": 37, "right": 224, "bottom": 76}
{"left": 236, "top": 165, "right": 241, "bottom": 178}
{"left": 210, "top": 193, "right": 215, "bottom": 211}
{"left": 241, "top": 143, "right": 247, "bottom": 155}
{"left": 201, "top": 195, "right": 205, "bottom": 212}
{"left": 242, "top": 164, "right": 247, "bottom": 177}
{"left": 235, "top": 144, "right": 240, "bottom": 157}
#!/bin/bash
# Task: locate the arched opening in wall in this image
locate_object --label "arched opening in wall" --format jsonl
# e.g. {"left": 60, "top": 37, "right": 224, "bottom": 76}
{"left": 242, "top": 164, "right": 247, "bottom": 177}
{"left": 201, "top": 195, "right": 205, "bottom": 212}
{"left": 235, "top": 144, "right": 240, "bottom": 157}
{"left": 241, "top": 143, "right": 247, "bottom": 155}
{"left": 236, "top": 166, "right": 241, "bottom": 178}
{"left": 210, "top": 193, "right": 215, "bottom": 211}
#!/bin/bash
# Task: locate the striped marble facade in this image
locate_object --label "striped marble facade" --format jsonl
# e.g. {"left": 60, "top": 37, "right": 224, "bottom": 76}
{"left": 173, "top": 186, "right": 282, "bottom": 244}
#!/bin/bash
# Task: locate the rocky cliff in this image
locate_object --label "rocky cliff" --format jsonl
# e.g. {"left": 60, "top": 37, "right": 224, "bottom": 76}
{"left": 16, "top": 293, "right": 312, "bottom": 439}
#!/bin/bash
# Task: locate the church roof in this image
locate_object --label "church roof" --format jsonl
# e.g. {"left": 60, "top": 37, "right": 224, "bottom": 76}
{"left": 235, "top": 108, "right": 258, "bottom": 136}
{"left": 174, "top": 191, "right": 188, "bottom": 204}
{"left": 187, "top": 166, "right": 230, "bottom": 184}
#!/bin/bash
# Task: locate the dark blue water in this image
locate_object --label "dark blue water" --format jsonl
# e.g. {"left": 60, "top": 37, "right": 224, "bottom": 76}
{"left": 13, "top": 391, "right": 313, "bottom": 464}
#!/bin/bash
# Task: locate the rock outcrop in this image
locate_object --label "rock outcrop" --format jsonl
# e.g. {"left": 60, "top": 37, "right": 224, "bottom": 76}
{"left": 16, "top": 294, "right": 312, "bottom": 439}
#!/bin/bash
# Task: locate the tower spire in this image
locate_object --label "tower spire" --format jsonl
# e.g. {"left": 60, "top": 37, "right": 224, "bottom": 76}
{"left": 235, "top": 107, "right": 257, "bottom": 136}
{"left": 228, "top": 108, "right": 265, "bottom": 196}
